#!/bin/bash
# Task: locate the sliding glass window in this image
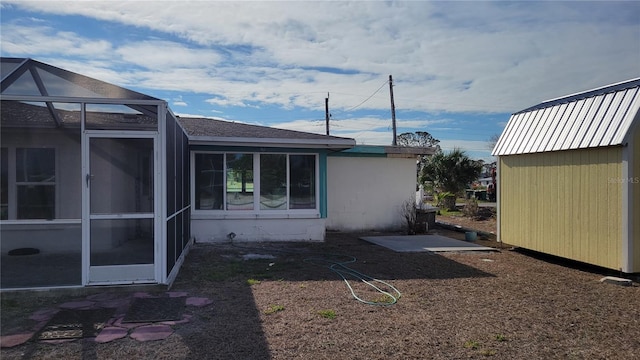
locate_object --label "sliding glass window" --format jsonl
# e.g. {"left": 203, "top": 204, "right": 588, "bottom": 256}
{"left": 194, "top": 153, "right": 317, "bottom": 213}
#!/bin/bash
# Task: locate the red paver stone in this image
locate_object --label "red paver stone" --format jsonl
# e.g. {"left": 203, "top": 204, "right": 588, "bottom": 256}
{"left": 95, "top": 327, "right": 129, "bottom": 343}
{"left": 167, "top": 291, "right": 188, "bottom": 298}
{"left": 40, "top": 338, "right": 77, "bottom": 345}
{"left": 186, "top": 297, "right": 213, "bottom": 307}
{"left": 112, "top": 316, "right": 150, "bottom": 329}
{"left": 132, "top": 292, "right": 153, "bottom": 298}
{"left": 160, "top": 314, "right": 193, "bottom": 326}
{"left": 29, "top": 308, "right": 59, "bottom": 322}
{"left": 130, "top": 324, "right": 173, "bottom": 342}
{"left": 86, "top": 293, "right": 119, "bottom": 302}
{"left": 59, "top": 300, "right": 95, "bottom": 309}
{"left": 31, "top": 320, "right": 48, "bottom": 332}
{"left": 0, "top": 333, "right": 33, "bottom": 348}
{"left": 95, "top": 298, "right": 130, "bottom": 310}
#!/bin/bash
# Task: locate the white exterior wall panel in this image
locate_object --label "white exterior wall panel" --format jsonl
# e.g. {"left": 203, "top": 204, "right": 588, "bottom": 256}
{"left": 326, "top": 156, "right": 416, "bottom": 232}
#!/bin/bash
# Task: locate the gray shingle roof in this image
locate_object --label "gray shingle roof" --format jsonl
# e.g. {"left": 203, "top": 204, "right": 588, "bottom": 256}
{"left": 177, "top": 117, "right": 355, "bottom": 149}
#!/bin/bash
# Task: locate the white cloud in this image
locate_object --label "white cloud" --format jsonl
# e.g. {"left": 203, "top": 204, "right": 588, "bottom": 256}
{"left": 116, "top": 40, "right": 223, "bottom": 70}
{"left": 0, "top": 24, "right": 113, "bottom": 58}
{"left": 2, "top": 0, "right": 638, "bottom": 115}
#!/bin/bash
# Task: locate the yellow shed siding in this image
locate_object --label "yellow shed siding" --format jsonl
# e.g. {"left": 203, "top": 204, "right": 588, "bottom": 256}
{"left": 633, "top": 126, "right": 640, "bottom": 272}
{"left": 499, "top": 147, "right": 623, "bottom": 270}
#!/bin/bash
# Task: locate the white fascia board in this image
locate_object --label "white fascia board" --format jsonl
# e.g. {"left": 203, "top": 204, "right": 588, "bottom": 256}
{"left": 188, "top": 136, "right": 356, "bottom": 149}
{"left": 0, "top": 94, "right": 165, "bottom": 106}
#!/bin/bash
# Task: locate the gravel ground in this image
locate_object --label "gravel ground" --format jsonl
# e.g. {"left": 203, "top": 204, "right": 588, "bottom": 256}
{"left": 2, "top": 227, "right": 639, "bottom": 359}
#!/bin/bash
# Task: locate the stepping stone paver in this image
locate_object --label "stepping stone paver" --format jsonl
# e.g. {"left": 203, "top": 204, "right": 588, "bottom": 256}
{"left": 132, "top": 292, "right": 153, "bottom": 298}
{"left": 29, "top": 308, "right": 59, "bottom": 322}
{"left": 59, "top": 300, "right": 95, "bottom": 309}
{"left": 112, "top": 316, "right": 151, "bottom": 329}
{"left": 86, "top": 293, "right": 119, "bottom": 301}
{"left": 95, "top": 327, "right": 129, "bottom": 343}
{"left": 160, "top": 314, "right": 192, "bottom": 326}
{"left": 0, "top": 333, "right": 34, "bottom": 348}
{"left": 186, "top": 297, "right": 213, "bottom": 307}
{"left": 130, "top": 324, "right": 173, "bottom": 342}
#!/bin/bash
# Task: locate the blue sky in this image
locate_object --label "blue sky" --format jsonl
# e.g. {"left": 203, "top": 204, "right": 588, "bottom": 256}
{"left": 1, "top": 1, "right": 639, "bottom": 161}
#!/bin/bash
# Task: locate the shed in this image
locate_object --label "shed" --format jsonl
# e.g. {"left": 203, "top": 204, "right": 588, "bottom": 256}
{"left": 492, "top": 78, "right": 640, "bottom": 273}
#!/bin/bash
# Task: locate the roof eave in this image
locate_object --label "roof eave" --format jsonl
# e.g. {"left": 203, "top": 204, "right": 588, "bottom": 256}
{"left": 384, "top": 146, "right": 437, "bottom": 156}
{"left": 188, "top": 136, "right": 356, "bottom": 149}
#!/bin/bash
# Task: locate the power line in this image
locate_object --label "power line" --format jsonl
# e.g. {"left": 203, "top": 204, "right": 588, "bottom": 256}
{"left": 342, "top": 80, "right": 389, "bottom": 112}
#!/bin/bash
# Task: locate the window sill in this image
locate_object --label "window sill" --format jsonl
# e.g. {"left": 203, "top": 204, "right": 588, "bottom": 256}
{"left": 191, "top": 212, "right": 320, "bottom": 220}
{"left": 0, "top": 219, "right": 81, "bottom": 230}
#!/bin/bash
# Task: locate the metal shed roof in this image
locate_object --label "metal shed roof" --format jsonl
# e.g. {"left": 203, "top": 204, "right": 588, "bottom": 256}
{"left": 492, "top": 78, "right": 640, "bottom": 156}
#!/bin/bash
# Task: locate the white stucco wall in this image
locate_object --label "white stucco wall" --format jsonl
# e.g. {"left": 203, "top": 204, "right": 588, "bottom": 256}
{"left": 326, "top": 156, "right": 416, "bottom": 232}
{"left": 191, "top": 216, "right": 326, "bottom": 242}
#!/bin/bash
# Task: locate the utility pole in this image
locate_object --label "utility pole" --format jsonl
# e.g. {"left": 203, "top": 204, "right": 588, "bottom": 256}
{"left": 325, "top": 92, "right": 330, "bottom": 135}
{"left": 389, "top": 75, "right": 397, "bottom": 145}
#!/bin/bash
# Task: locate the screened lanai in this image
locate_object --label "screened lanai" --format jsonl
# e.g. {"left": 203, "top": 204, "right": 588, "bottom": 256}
{"left": 1, "top": 58, "right": 190, "bottom": 289}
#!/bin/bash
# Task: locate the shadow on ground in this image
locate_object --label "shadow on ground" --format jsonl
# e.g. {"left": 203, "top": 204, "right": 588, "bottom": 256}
{"left": 1, "top": 231, "right": 495, "bottom": 359}
{"left": 168, "top": 231, "right": 496, "bottom": 358}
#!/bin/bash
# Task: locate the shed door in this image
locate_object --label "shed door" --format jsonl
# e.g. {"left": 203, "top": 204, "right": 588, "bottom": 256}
{"left": 86, "top": 135, "right": 157, "bottom": 284}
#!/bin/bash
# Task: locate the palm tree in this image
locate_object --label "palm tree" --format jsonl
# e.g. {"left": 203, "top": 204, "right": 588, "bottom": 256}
{"left": 419, "top": 148, "right": 483, "bottom": 210}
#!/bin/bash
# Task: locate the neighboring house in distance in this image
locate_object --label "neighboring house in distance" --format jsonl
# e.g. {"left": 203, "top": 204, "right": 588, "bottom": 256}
{"left": 492, "top": 78, "right": 640, "bottom": 273}
{"left": 0, "top": 57, "right": 434, "bottom": 290}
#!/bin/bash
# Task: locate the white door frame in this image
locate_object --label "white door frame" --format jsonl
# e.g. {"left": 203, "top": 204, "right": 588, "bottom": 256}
{"left": 82, "top": 130, "right": 161, "bottom": 285}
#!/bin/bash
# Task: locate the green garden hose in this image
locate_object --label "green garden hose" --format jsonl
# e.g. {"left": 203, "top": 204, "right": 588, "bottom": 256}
{"left": 229, "top": 242, "right": 402, "bottom": 306}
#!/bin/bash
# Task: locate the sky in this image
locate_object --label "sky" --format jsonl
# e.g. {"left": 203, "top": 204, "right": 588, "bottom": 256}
{"left": 1, "top": 1, "right": 639, "bottom": 162}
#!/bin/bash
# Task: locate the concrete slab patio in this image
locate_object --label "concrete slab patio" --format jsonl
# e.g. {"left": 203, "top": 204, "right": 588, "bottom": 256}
{"left": 360, "top": 234, "right": 496, "bottom": 253}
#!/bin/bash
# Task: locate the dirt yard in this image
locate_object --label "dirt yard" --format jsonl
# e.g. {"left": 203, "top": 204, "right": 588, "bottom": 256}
{"left": 436, "top": 206, "right": 497, "bottom": 236}
{"left": 2, "top": 228, "right": 639, "bottom": 359}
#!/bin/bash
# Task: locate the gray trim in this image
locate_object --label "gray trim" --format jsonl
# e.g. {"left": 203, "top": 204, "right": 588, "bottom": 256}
{"left": 189, "top": 136, "right": 354, "bottom": 149}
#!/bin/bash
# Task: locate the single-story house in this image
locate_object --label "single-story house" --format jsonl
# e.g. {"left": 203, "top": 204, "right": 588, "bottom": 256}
{"left": 492, "top": 78, "right": 640, "bottom": 273}
{"left": 178, "top": 118, "right": 433, "bottom": 243}
{"left": 1, "top": 58, "right": 433, "bottom": 290}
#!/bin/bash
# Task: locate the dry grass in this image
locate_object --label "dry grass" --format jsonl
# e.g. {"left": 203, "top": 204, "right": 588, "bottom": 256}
{"left": 2, "top": 228, "right": 640, "bottom": 359}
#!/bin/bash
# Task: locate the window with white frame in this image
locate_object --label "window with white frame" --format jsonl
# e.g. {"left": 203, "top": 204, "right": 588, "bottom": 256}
{"left": 0, "top": 148, "right": 57, "bottom": 220}
{"left": 194, "top": 152, "right": 316, "bottom": 212}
